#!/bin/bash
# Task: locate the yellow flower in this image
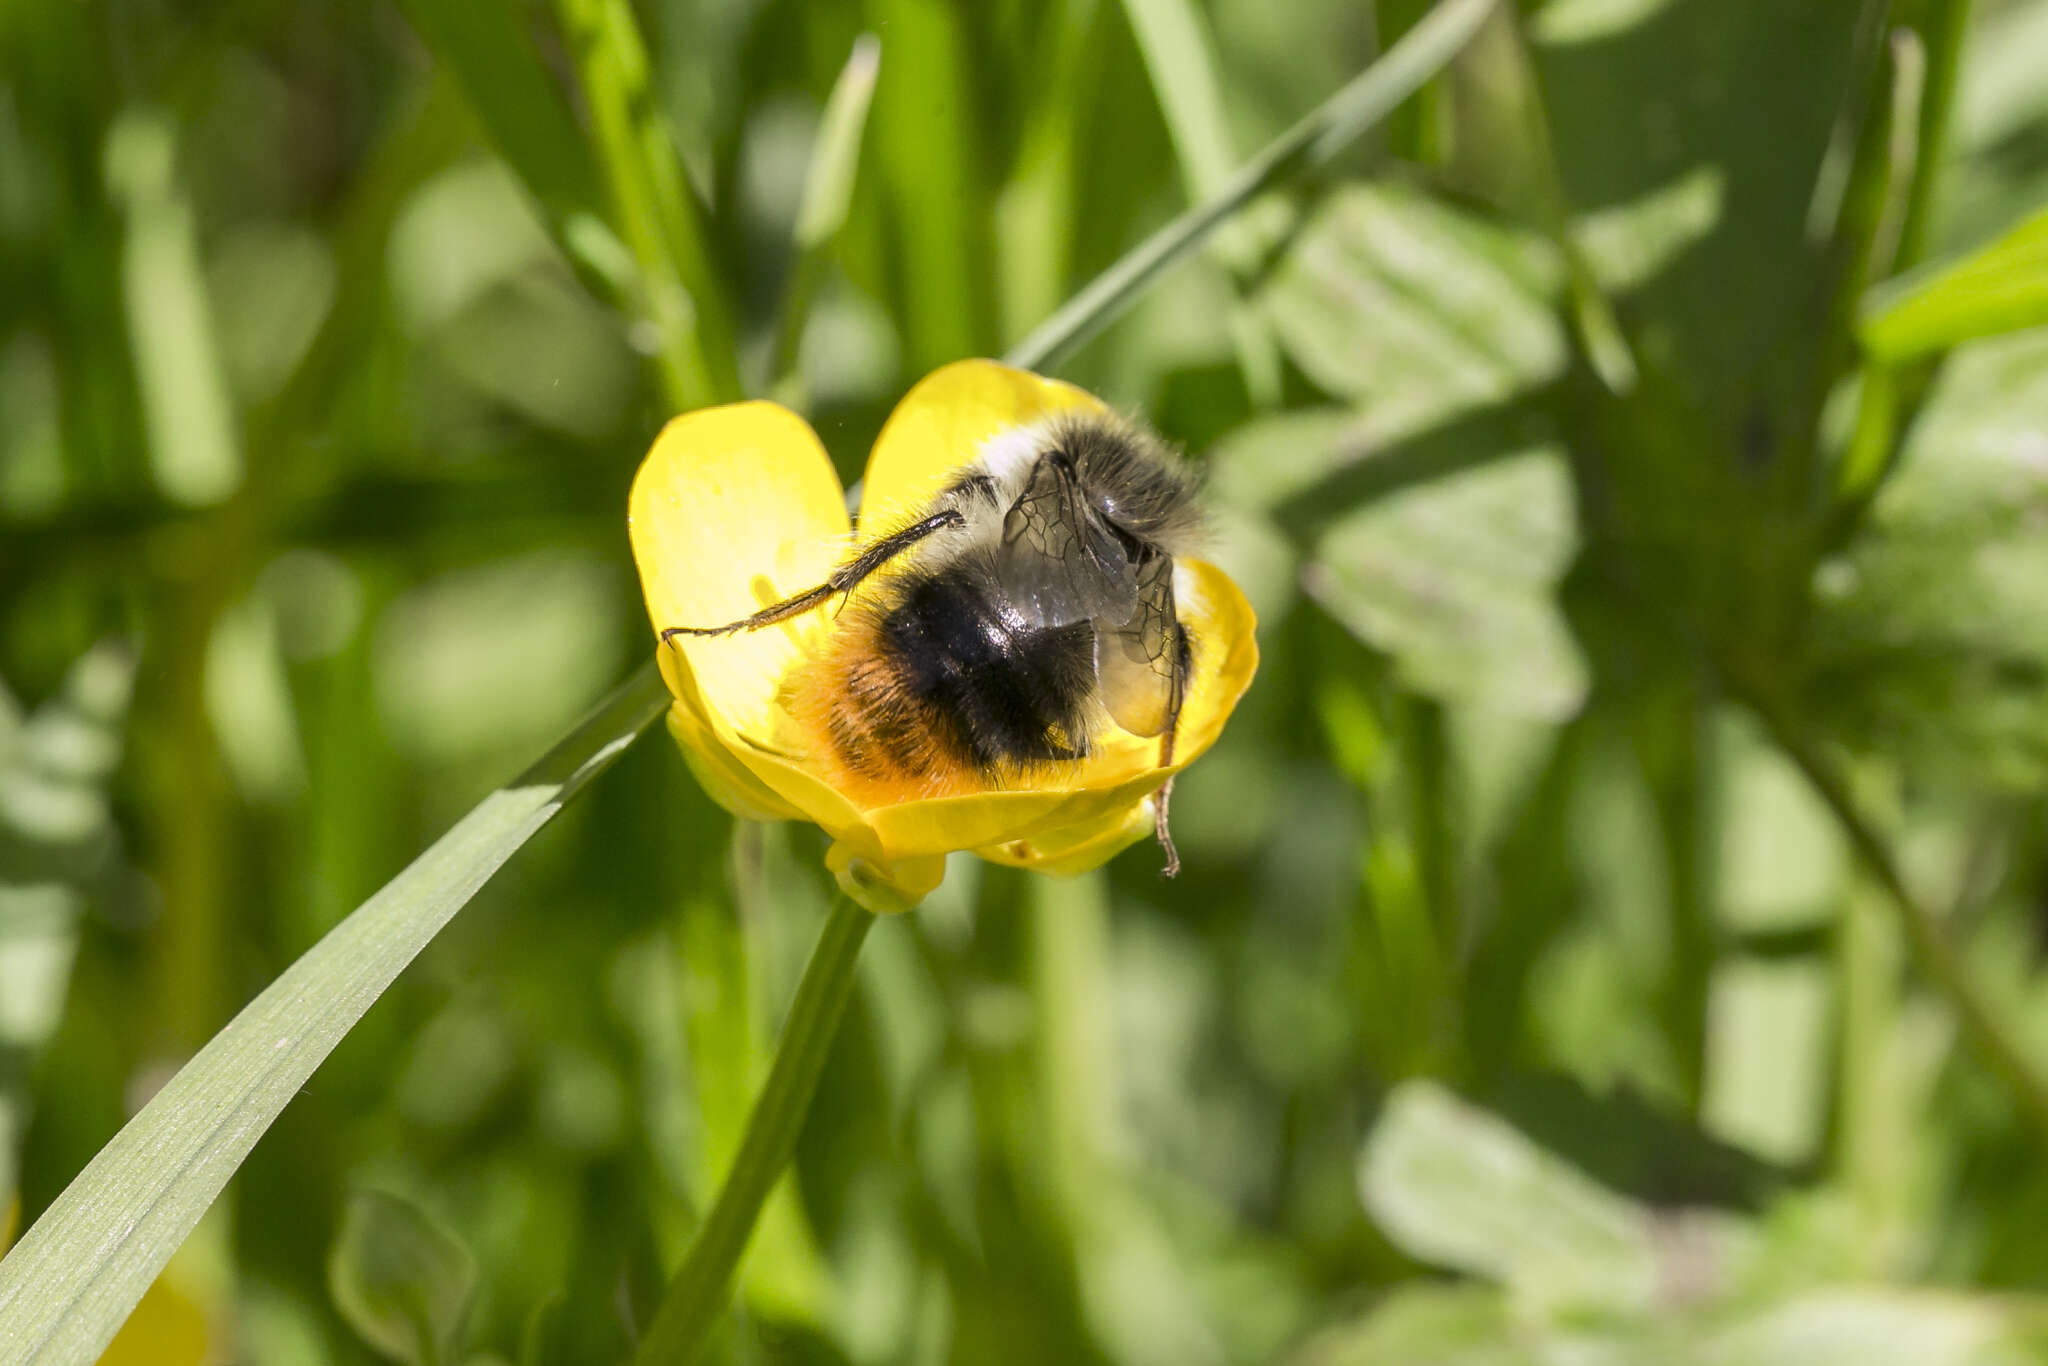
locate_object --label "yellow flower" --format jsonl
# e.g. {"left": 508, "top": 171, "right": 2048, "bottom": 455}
{"left": 628, "top": 359, "right": 1258, "bottom": 912}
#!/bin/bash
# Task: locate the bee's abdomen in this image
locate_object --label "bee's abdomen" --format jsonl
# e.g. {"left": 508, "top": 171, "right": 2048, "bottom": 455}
{"left": 882, "top": 572, "right": 1095, "bottom": 768}
{"left": 796, "top": 570, "right": 1095, "bottom": 798}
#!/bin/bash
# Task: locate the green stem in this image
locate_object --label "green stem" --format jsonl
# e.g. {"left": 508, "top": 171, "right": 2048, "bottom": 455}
{"left": 1004, "top": 0, "right": 1496, "bottom": 371}
{"left": 1742, "top": 684, "right": 2048, "bottom": 1141}
{"left": 632, "top": 895, "right": 874, "bottom": 1366}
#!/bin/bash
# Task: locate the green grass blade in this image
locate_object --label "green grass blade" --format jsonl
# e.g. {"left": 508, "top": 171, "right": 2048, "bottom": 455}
{"left": 1006, "top": 0, "right": 1498, "bottom": 372}
{"left": 1860, "top": 203, "right": 2048, "bottom": 361}
{"left": 104, "top": 111, "right": 243, "bottom": 508}
{"left": 1120, "top": 0, "right": 1236, "bottom": 192}
{"left": 392, "top": 0, "right": 605, "bottom": 229}
{"left": 0, "top": 666, "right": 669, "bottom": 1366}
{"left": 867, "top": 0, "right": 988, "bottom": 373}
{"left": 553, "top": 0, "right": 741, "bottom": 409}
{"left": 1120, "top": 0, "right": 1284, "bottom": 403}
{"left": 770, "top": 34, "right": 883, "bottom": 403}
{"left": 793, "top": 35, "right": 884, "bottom": 255}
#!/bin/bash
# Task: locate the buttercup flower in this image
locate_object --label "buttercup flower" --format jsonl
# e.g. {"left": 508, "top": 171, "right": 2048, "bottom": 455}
{"left": 628, "top": 359, "right": 1258, "bottom": 912}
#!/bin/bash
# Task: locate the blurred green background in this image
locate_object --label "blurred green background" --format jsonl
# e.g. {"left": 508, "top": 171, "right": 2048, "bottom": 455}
{"left": 9, "top": 0, "right": 2048, "bottom": 1361}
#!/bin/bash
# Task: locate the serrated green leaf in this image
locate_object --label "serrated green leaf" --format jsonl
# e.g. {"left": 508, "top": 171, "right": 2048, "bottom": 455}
{"left": 1261, "top": 181, "right": 1566, "bottom": 420}
{"left": 1360, "top": 1081, "right": 1754, "bottom": 1314}
{"left": 1305, "top": 445, "right": 1586, "bottom": 720}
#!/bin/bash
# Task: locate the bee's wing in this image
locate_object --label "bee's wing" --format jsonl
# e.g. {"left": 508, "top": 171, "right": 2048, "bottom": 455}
{"left": 1000, "top": 456, "right": 1138, "bottom": 627}
{"left": 1095, "top": 550, "right": 1183, "bottom": 738}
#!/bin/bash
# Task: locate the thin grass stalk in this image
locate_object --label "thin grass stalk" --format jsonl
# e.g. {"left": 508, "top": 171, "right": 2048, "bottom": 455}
{"left": 1007, "top": 0, "right": 1498, "bottom": 371}
{"left": 553, "top": 0, "right": 741, "bottom": 409}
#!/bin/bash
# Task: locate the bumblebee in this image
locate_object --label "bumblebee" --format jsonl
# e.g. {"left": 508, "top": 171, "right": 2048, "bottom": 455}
{"left": 663, "top": 411, "right": 1203, "bottom": 874}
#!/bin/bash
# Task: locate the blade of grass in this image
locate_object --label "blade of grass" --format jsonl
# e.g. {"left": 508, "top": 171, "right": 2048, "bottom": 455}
{"left": 393, "top": 0, "right": 605, "bottom": 230}
{"left": 769, "top": 34, "right": 883, "bottom": 406}
{"left": 1120, "top": 0, "right": 1284, "bottom": 404}
{"left": 0, "top": 666, "right": 669, "bottom": 1366}
{"left": 867, "top": 0, "right": 989, "bottom": 373}
{"left": 1007, "top": 0, "right": 1499, "bottom": 372}
{"left": 104, "top": 110, "right": 242, "bottom": 509}
{"left": 993, "top": 0, "right": 1101, "bottom": 339}
{"left": 552, "top": 0, "right": 740, "bottom": 409}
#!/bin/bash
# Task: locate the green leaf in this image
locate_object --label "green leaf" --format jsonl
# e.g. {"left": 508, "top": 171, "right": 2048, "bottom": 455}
{"left": 1360, "top": 1081, "right": 1753, "bottom": 1314}
{"left": 329, "top": 1189, "right": 478, "bottom": 1366}
{"left": 1809, "top": 329, "right": 2048, "bottom": 790}
{"left": 1259, "top": 182, "right": 1566, "bottom": 419}
{"left": 1304, "top": 444, "right": 1585, "bottom": 720}
{"left": 0, "top": 667, "right": 668, "bottom": 1366}
{"left": 1697, "top": 1289, "right": 2040, "bottom": 1366}
{"left": 1287, "top": 1285, "right": 1655, "bottom": 1366}
{"left": 1212, "top": 175, "right": 1584, "bottom": 721}
{"left": 1861, "top": 206, "right": 2048, "bottom": 361}
{"left": 793, "top": 35, "right": 884, "bottom": 254}
{"left": 771, "top": 34, "right": 884, "bottom": 402}
{"left": 1290, "top": 1284, "right": 2048, "bottom": 1366}
{"left": 1529, "top": 0, "right": 1862, "bottom": 413}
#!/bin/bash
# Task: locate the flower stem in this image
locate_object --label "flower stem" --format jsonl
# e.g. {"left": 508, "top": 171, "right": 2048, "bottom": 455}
{"left": 632, "top": 894, "right": 874, "bottom": 1366}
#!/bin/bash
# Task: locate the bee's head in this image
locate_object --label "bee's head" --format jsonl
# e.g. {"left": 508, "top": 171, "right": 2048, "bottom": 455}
{"left": 1047, "top": 414, "right": 1203, "bottom": 555}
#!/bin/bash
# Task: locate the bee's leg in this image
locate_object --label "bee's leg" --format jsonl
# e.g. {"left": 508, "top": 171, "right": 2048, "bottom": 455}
{"left": 661, "top": 509, "right": 964, "bottom": 642}
{"left": 1152, "top": 625, "right": 1191, "bottom": 878}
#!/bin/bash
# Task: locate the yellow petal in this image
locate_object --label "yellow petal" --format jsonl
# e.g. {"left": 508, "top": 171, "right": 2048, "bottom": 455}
{"left": 629, "top": 402, "right": 851, "bottom": 739}
{"left": 867, "top": 788, "right": 1088, "bottom": 861}
{"left": 856, "top": 359, "right": 1106, "bottom": 540}
{"left": 976, "top": 796, "right": 1158, "bottom": 876}
{"left": 665, "top": 706, "right": 802, "bottom": 822}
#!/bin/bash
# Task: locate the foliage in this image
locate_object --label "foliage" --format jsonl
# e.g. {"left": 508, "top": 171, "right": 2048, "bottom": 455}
{"left": 5, "top": 0, "right": 2048, "bottom": 1363}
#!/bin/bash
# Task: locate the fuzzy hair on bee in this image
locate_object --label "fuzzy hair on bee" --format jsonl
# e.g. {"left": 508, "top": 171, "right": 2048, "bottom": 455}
{"left": 662, "top": 409, "right": 1204, "bottom": 874}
